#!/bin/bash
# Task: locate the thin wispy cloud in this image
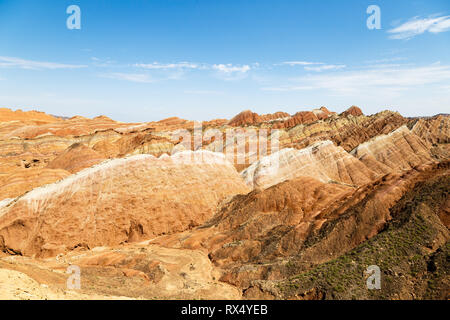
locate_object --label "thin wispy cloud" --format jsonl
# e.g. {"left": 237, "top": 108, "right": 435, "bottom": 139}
{"left": 0, "top": 56, "right": 87, "bottom": 70}
{"left": 279, "top": 61, "right": 345, "bottom": 72}
{"left": 304, "top": 64, "right": 346, "bottom": 72}
{"left": 280, "top": 61, "right": 323, "bottom": 66}
{"left": 364, "top": 63, "right": 409, "bottom": 69}
{"left": 101, "top": 72, "right": 154, "bottom": 83}
{"left": 364, "top": 57, "right": 407, "bottom": 64}
{"left": 98, "top": 62, "right": 254, "bottom": 83}
{"left": 262, "top": 64, "right": 450, "bottom": 95}
{"left": 212, "top": 64, "right": 250, "bottom": 73}
{"left": 133, "top": 61, "right": 252, "bottom": 81}
{"left": 135, "top": 62, "right": 200, "bottom": 69}
{"left": 388, "top": 14, "right": 450, "bottom": 39}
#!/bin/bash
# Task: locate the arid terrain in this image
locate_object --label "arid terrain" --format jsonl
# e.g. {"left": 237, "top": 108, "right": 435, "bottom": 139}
{"left": 0, "top": 106, "right": 448, "bottom": 300}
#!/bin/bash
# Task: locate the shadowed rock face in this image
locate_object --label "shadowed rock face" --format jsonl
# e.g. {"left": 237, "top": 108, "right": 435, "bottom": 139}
{"left": 0, "top": 107, "right": 448, "bottom": 300}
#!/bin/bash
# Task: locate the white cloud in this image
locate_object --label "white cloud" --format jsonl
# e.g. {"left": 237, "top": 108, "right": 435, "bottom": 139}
{"left": 261, "top": 64, "right": 450, "bottom": 95}
{"left": 0, "top": 56, "right": 87, "bottom": 70}
{"left": 429, "top": 17, "right": 450, "bottom": 33}
{"left": 388, "top": 15, "right": 450, "bottom": 39}
{"left": 212, "top": 64, "right": 251, "bottom": 73}
{"left": 135, "top": 62, "right": 200, "bottom": 70}
{"left": 211, "top": 64, "right": 251, "bottom": 81}
{"left": 279, "top": 61, "right": 345, "bottom": 72}
{"left": 364, "top": 57, "right": 407, "bottom": 64}
{"left": 281, "top": 61, "right": 323, "bottom": 66}
{"left": 101, "top": 73, "right": 154, "bottom": 83}
{"left": 304, "top": 64, "right": 346, "bottom": 72}
{"left": 101, "top": 61, "right": 253, "bottom": 82}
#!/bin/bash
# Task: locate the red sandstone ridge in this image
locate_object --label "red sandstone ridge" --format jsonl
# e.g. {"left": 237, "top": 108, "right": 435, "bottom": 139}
{"left": 228, "top": 110, "right": 262, "bottom": 126}
{"left": 228, "top": 110, "right": 291, "bottom": 126}
{"left": 340, "top": 106, "right": 363, "bottom": 117}
{"left": 272, "top": 107, "right": 334, "bottom": 129}
{"left": 228, "top": 107, "right": 334, "bottom": 128}
{"left": 260, "top": 111, "right": 291, "bottom": 122}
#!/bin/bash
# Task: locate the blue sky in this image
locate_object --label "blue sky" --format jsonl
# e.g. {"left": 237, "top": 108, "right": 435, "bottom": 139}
{"left": 0, "top": 0, "right": 449, "bottom": 122}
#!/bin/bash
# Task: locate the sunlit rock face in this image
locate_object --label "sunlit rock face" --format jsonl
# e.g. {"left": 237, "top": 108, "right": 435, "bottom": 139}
{"left": 0, "top": 151, "right": 249, "bottom": 257}
{"left": 0, "top": 108, "right": 61, "bottom": 124}
{"left": 351, "top": 125, "right": 434, "bottom": 174}
{"left": 410, "top": 115, "right": 450, "bottom": 145}
{"left": 409, "top": 115, "right": 450, "bottom": 162}
{"left": 0, "top": 107, "right": 407, "bottom": 199}
{"left": 241, "top": 140, "right": 378, "bottom": 190}
{"left": 277, "top": 110, "right": 408, "bottom": 153}
{"left": 0, "top": 168, "right": 71, "bottom": 200}
{"left": 0, "top": 106, "right": 448, "bottom": 300}
{"left": 227, "top": 110, "right": 291, "bottom": 127}
{"left": 46, "top": 143, "right": 106, "bottom": 173}
{"left": 340, "top": 106, "right": 363, "bottom": 117}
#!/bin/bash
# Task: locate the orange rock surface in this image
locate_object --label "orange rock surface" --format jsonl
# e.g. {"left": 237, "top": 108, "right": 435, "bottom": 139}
{"left": 46, "top": 143, "right": 106, "bottom": 173}
{"left": 0, "top": 151, "right": 249, "bottom": 257}
{"left": 0, "top": 168, "right": 70, "bottom": 200}
{"left": 242, "top": 140, "right": 378, "bottom": 189}
{"left": 0, "top": 106, "right": 448, "bottom": 300}
{"left": 0, "top": 108, "right": 61, "bottom": 123}
{"left": 340, "top": 105, "right": 363, "bottom": 117}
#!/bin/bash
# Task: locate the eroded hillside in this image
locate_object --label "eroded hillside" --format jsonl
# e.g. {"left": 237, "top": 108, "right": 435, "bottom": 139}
{"left": 0, "top": 106, "right": 448, "bottom": 300}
